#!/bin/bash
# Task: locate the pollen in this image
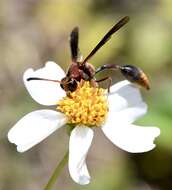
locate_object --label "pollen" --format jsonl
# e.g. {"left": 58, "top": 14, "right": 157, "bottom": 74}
{"left": 57, "top": 82, "right": 108, "bottom": 127}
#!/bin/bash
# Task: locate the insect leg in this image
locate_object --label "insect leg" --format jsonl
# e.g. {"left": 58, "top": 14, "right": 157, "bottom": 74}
{"left": 90, "top": 79, "right": 98, "bottom": 88}
{"left": 96, "top": 76, "right": 112, "bottom": 93}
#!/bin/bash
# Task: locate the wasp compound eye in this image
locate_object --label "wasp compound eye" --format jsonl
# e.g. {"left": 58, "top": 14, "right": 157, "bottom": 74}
{"left": 120, "top": 65, "right": 150, "bottom": 90}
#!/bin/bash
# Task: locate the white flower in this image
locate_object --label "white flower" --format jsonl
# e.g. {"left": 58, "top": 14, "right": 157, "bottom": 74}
{"left": 8, "top": 61, "right": 160, "bottom": 185}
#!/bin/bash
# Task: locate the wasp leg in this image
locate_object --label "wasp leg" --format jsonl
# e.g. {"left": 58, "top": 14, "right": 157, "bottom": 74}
{"left": 79, "top": 79, "right": 85, "bottom": 87}
{"left": 96, "top": 76, "right": 112, "bottom": 93}
{"left": 90, "top": 79, "right": 98, "bottom": 88}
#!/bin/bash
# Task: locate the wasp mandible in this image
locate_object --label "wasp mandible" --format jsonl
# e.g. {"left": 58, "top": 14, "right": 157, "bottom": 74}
{"left": 27, "top": 16, "right": 150, "bottom": 93}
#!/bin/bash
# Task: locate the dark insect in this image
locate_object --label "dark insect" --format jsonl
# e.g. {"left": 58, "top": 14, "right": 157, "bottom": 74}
{"left": 27, "top": 16, "right": 150, "bottom": 93}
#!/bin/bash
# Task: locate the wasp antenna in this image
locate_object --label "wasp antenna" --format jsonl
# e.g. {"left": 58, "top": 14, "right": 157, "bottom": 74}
{"left": 70, "top": 26, "right": 79, "bottom": 62}
{"left": 27, "top": 77, "right": 61, "bottom": 83}
{"left": 82, "top": 16, "right": 130, "bottom": 64}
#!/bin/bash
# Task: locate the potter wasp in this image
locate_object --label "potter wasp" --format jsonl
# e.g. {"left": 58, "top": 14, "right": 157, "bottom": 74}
{"left": 27, "top": 16, "right": 150, "bottom": 93}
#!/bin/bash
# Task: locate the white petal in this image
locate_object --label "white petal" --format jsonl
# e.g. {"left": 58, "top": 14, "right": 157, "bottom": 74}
{"left": 108, "top": 80, "right": 146, "bottom": 113}
{"left": 69, "top": 126, "right": 93, "bottom": 185}
{"left": 8, "top": 110, "right": 67, "bottom": 152}
{"left": 111, "top": 102, "right": 147, "bottom": 124}
{"left": 23, "top": 61, "right": 66, "bottom": 105}
{"left": 102, "top": 119, "right": 160, "bottom": 153}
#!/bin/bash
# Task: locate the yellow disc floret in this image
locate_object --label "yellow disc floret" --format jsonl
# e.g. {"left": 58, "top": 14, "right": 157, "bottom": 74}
{"left": 58, "top": 82, "right": 108, "bottom": 127}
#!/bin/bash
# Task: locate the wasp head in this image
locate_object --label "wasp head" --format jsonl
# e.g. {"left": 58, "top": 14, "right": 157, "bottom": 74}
{"left": 60, "top": 77, "right": 78, "bottom": 92}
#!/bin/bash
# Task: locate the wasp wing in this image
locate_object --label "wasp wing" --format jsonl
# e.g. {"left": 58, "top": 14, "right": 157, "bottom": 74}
{"left": 82, "top": 16, "right": 130, "bottom": 64}
{"left": 70, "top": 27, "right": 79, "bottom": 62}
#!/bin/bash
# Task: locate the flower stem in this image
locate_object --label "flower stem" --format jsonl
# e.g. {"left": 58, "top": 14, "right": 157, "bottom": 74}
{"left": 44, "top": 150, "right": 69, "bottom": 190}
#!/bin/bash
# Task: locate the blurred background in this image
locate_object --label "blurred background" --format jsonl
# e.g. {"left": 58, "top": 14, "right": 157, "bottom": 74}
{"left": 0, "top": 0, "right": 172, "bottom": 189}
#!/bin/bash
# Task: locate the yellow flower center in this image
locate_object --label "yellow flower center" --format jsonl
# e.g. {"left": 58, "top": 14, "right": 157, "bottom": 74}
{"left": 57, "top": 82, "right": 108, "bottom": 127}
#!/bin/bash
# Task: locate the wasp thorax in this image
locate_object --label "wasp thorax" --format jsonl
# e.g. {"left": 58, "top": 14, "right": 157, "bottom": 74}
{"left": 58, "top": 82, "right": 108, "bottom": 127}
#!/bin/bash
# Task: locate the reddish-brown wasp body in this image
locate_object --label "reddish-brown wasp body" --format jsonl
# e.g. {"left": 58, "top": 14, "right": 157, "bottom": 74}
{"left": 27, "top": 16, "right": 150, "bottom": 93}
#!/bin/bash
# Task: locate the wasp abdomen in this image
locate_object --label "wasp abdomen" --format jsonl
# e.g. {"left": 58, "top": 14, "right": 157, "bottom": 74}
{"left": 120, "top": 65, "right": 150, "bottom": 90}
{"left": 138, "top": 70, "right": 150, "bottom": 90}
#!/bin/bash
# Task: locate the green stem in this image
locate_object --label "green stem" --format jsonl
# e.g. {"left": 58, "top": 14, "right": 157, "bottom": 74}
{"left": 44, "top": 151, "right": 69, "bottom": 190}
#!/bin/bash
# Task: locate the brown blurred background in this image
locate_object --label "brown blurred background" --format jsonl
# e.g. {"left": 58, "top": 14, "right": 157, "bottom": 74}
{"left": 1, "top": 0, "right": 172, "bottom": 189}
